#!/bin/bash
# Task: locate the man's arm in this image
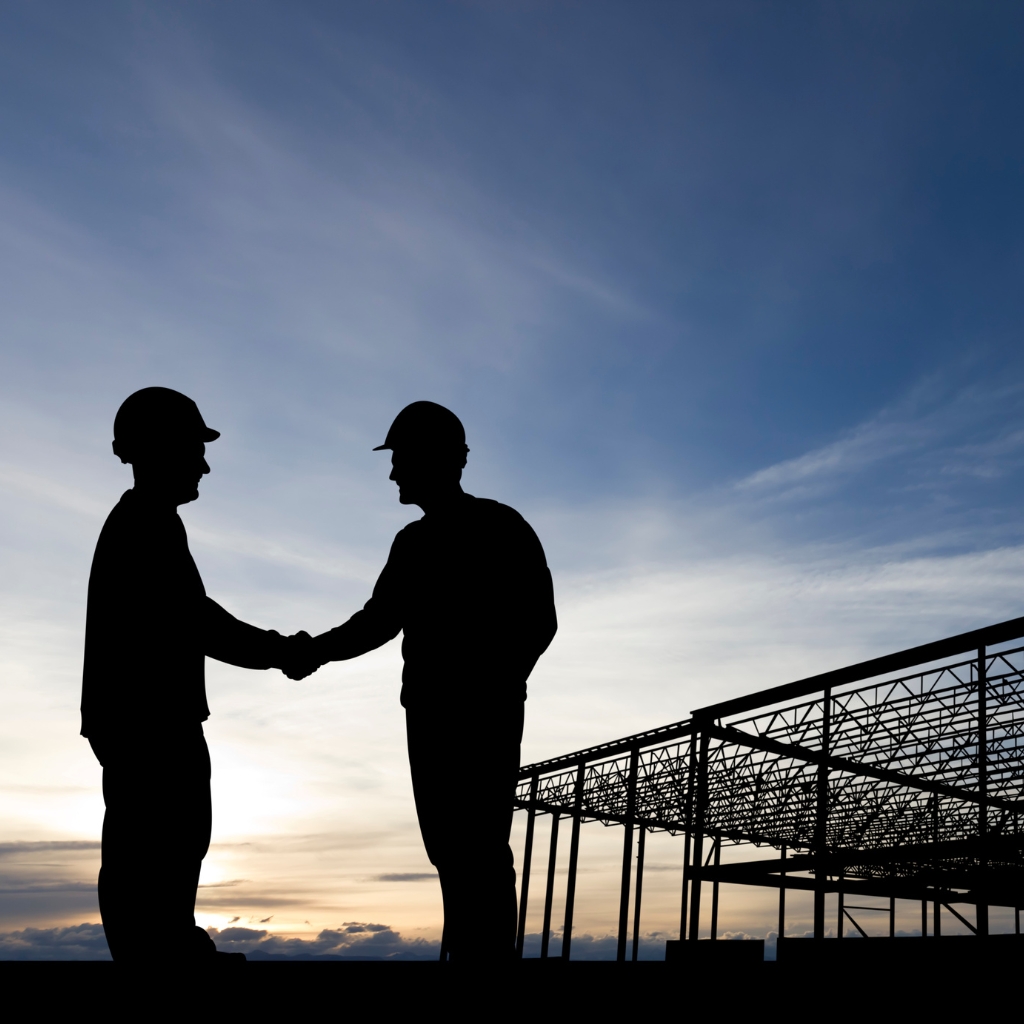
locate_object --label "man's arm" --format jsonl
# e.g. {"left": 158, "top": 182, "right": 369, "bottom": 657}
{"left": 283, "top": 537, "right": 407, "bottom": 680}
{"left": 202, "top": 597, "right": 294, "bottom": 669}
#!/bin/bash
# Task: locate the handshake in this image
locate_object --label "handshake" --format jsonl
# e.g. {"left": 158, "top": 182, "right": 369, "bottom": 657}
{"left": 274, "top": 631, "right": 325, "bottom": 681}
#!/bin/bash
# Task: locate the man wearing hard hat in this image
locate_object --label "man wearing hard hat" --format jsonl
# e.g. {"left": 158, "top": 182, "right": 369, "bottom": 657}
{"left": 288, "top": 401, "right": 557, "bottom": 962}
{"left": 82, "top": 387, "right": 308, "bottom": 962}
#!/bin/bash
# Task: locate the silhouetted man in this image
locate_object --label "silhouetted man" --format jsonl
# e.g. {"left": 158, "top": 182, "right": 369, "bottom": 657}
{"left": 289, "top": 401, "right": 557, "bottom": 961}
{"left": 81, "top": 387, "right": 307, "bottom": 962}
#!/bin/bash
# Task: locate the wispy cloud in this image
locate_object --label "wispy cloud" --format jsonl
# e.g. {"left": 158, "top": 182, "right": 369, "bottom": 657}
{"left": 737, "top": 376, "right": 1024, "bottom": 503}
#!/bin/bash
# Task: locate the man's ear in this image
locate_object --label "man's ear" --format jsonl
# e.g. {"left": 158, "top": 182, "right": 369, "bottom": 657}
{"left": 111, "top": 440, "right": 131, "bottom": 465}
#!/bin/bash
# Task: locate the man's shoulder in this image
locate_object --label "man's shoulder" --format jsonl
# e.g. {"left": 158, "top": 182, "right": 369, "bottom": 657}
{"left": 95, "top": 491, "right": 138, "bottom": 541}
{"left": 466, "top": 495, "right": 528, "bottom": 526}
{"left": 394, "top": 515, "right": 427, "bottom": 539}
{"left": 465, "top": 496, "right": 546, "bottom": 554}
{"left": 93, "top": 491, "right": 185, "bottom": 559}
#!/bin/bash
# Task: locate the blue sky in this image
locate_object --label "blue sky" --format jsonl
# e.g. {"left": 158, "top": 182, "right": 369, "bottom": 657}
{"left": 1, "top": 1, "right": 1023, "bottom": 957}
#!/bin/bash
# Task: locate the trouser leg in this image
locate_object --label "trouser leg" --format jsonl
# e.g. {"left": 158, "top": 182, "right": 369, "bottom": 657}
{"left": 407, "top": 702, "right": 523, "bottom": 962}
{"left": 92, "top": 728, "right": 213, "bottom": 962}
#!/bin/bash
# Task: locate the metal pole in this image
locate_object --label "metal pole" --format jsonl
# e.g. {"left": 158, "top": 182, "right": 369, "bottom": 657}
{"left": 616, "top": 748, "right": 640, "bottom": 962}
{"left": 890, "top": 895, "right": 895, "bottom": 939}
{"left": 932, "top": 794, "right": 941, "bottom": 940}
{"left": 515, "top": 775, "right": 538, "bottom": 958}
{"left": 1016, "top": 906, "right": 1020, "bottom": 935}
{"left": 680, "top": 832, "right": 692, "bottom": 941}
{"left": 814, "top": 688, "right": 832, "bottom": 940}
{"left": 921, "top": 900, "right": 927, "bottom": 938}
{"left": 540, "top": 813, "right": 559, "bottom": 959}
{"left": 561, "top": 762, "right": 586, "bottom": 960}
{"left": 688, "top": 730, "right": 711, "bottom": 941}
{"left": 778, "top": 845, "right": 786, "bottom": 943}
{"left": 977, "top": 645, "right": 989, "bottom": 938}
{"left": 679, "top": 732, "right": 698, "bottom": 940}
{"left": 710, "top": 835, "right": 721, "bottom": 940}
{"left": 837, "top": 870, "right": 844, "bottom": 939}
{"left": 631, "top": 826, "right": 646, "bottom": 962}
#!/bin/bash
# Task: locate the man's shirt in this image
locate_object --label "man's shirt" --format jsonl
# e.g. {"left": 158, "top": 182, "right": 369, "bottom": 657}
{"left": 81, "top": 489, "right": 282, "bottom": 737}
{"left": 318, "top": 493, "right": 557, "bottom": 708}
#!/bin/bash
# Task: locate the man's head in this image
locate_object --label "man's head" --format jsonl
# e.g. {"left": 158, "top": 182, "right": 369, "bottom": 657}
{"left": 112, "top": 387, "right": 220, "bottom": 505}
{"left": 374, "top": 401, "right": 469, "bottom": 507}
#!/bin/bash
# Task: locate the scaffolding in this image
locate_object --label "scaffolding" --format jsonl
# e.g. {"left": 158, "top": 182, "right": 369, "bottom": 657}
{"left": 513, "top": 615, "right": 1024, "bottom": 959}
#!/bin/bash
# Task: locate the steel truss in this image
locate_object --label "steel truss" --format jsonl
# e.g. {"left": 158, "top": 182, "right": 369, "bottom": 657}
{"left": 513, "top": 615, "right": 1024, "bottom": 959}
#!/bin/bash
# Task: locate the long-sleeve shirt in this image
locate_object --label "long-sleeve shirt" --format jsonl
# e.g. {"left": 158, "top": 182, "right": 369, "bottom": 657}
{"left": 81, "top": 489, "right": 284, "bottom": 738}
{"left": 316, "top": 493, "right": 557, "bottom": 709}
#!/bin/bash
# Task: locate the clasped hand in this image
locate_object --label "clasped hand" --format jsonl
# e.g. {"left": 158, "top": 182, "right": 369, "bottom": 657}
{"left": 278, "top": 631, "right": 322, "bottom": 680}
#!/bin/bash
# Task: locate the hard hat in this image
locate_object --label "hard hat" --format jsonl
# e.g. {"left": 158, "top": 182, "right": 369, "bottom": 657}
{"left": 112, "top": 387, "right": 220, "bottom": 461}
{"left": 373, "top": 401, "right": 468, "bottom": 454}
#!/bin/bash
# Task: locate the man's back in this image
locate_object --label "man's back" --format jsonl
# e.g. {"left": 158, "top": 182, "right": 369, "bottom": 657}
{"left": 326, "top": 492, "right": 556, "bottom": 708}
{"left": 397, "top": 495, "right": 554, "bottom": 701}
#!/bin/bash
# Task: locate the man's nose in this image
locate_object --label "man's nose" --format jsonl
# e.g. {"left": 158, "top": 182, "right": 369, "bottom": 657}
{"left": 201, "top": 458, "right": 210, "bottom": 475}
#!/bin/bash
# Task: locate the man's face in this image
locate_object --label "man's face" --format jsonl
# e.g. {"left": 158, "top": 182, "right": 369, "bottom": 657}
{"left": 389, "top": 448, "right": 431, "bottom": 505}
{"left": 132, "top": 438, "right": 210, "bottom": 505}
{"left": 389, "top": 447, "right": 459, "bottom": 506}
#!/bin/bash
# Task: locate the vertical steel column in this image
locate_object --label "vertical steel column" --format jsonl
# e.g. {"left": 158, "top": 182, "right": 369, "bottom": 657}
{"left": 616, "top": 747, "right": 640, "bottom": 962}
{"left": 631, "top": 826, "right": 646, "bottom": 962}
{"left": 778, "top": 845, "right": 786, "bottom": 942}
{"left": 1016, "top": 907, "right": 1020, "bottom": 935}
{"left": 921, "top": 900, "right": 927, "bottom": 938}
{"left": 515, "top": 774, "right": 539, "bottom": 958}
{"left": 679, "top": 731, "right": 698, "bottom": 940}
{"left": 560, "top": 761, "right": 586, "bottom": 960}
{"left": 540, "top": 813, "right": 560, "bottom": 959}
{"left": 710, "top": 836, "right": 721, "bottom": 940}
{"left": 814, "top": 688, "right": 832, "bottom": 940}
{"left": 890, "top": 896, "right": 895, "bottom": 939}
{"left": 837, "top": 871, "right": 844, "bottom": 939}
{"left": 977, "top": 645, "right": 989, "bottom": 937}
{"left": 932, "top": 795, "right": 941, "bottom": 939}
{"left": 688, "top": 730, "right": 711, "bottom": 941}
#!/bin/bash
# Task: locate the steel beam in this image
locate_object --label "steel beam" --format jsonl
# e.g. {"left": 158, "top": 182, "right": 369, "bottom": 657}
{"left": 540, "top": 813, "right": 559, "bottom": 959}
{"left": 561, "top": 762, "right": 585, "bottom": 960}
{"left": 702, "top": 722, "right": 1022, "bottom": 814}
{"left": 688, "top": 732, "right": 710, "bottom": 941}
{"left": 696, "top": 614, "right": 1024, "bottom": 720}
{"left": 977, "top": 646, "right": 990, "bottom": 937}
{"left": 632, "top": 826, "right": 646, "bottom": 961}
{"left": 778, "top": 845, "right": 786, "bottom": 942}
{"left": 710, "top": 836, "right": 721, "bottom": 940}
{"left": 616, "top": 747, "right": 639, "bottom": 961}
{"left": 515, "top": 774, "right": 538, "bottom": 958}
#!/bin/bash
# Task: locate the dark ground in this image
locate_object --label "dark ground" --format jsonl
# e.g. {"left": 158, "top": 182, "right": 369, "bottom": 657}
{"left": 0, "top": 959, "right": 997, "bottom": 1015}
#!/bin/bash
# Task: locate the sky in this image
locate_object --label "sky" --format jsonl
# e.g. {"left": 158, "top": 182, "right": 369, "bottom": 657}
{"left": 1, "top": 0, "right": 1024, "bottom": 959}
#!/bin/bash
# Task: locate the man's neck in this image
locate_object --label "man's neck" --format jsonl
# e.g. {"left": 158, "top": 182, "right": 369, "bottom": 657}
{"left": 416, "top": 485, "right": 467, "bottom": 517}
{"left": 131, "top": 482, "right": 183, "bottom": 512}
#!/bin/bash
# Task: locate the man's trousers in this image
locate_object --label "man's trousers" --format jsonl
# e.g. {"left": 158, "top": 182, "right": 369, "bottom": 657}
{"left": 406, "top": 701, "right": 524, "bottom": 962}
{"left": 89, "top": 725, "right": 214, "bottom": 962}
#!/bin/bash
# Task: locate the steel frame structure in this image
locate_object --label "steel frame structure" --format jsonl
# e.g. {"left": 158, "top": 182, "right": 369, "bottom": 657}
{"left": 513, "top": 616, "right": 1024, "bottom": 959}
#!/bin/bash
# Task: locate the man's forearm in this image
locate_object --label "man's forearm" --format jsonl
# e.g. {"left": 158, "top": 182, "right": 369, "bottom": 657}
{"left": 203, "top": 598, "right": 288, "bottom": 669}
{"left": 313, "top": 608, "right": 400, "bottom": 664}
